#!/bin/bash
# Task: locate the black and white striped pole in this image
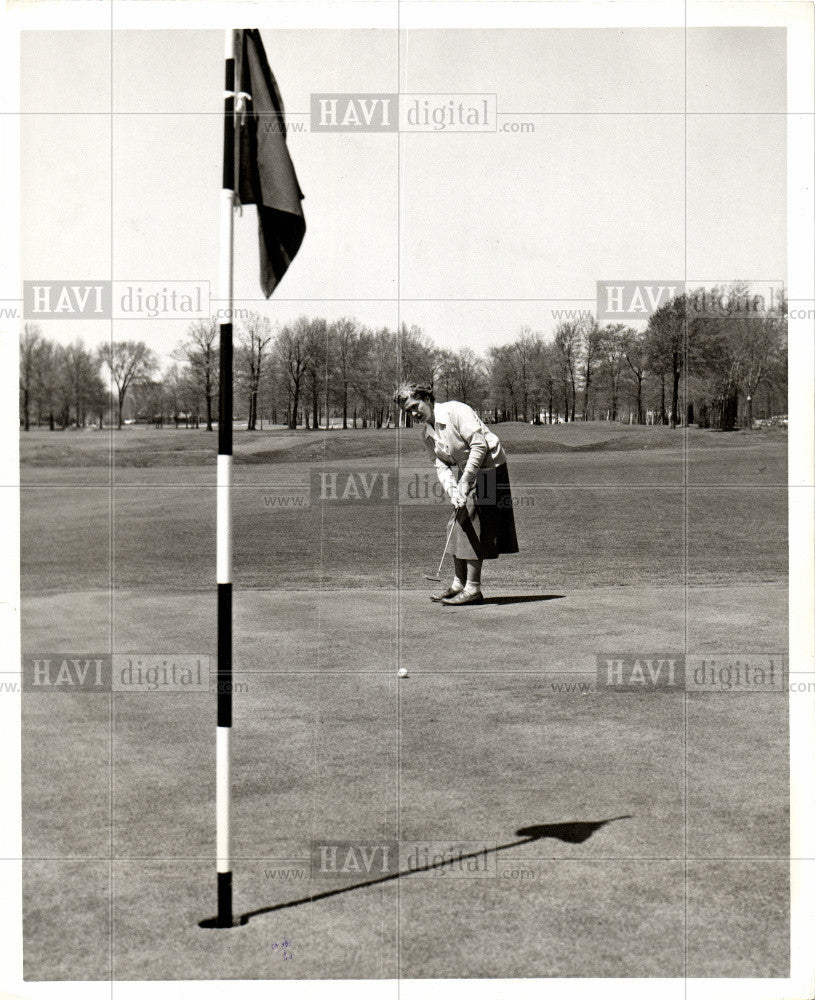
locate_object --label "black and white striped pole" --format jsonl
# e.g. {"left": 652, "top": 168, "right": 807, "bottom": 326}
{"left": 216, "top": 27, "right": 235, "bottom": 929}
{"left": 203, "top": 26, "right": 304, "bottom": 929}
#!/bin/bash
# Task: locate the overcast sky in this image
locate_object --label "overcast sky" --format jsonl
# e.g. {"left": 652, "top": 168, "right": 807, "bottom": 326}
{"left": 20, "top": 27, "right": 786, "bottom": 363}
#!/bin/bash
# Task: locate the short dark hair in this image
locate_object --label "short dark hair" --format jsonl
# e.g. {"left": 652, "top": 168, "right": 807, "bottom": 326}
{"left": 393, "top": 382, "right": 435, "bottom": 409}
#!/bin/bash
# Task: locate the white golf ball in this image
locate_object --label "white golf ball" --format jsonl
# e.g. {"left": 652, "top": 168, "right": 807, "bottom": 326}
{"left": 398, "top": 668, "right": 409, "bottom": 678}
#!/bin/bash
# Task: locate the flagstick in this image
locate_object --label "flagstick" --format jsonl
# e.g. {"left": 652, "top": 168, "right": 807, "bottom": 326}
{"left": 216, "top": 27, "right": 236, "bottom": 929}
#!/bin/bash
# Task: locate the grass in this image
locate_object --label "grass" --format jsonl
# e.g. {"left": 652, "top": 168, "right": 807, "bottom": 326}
{"left": 19, "top": 425, "right": 790, "bottom": 979}
{"left": 21, "top": 586, "right": 789, "bottom": 979}
{"left": 19, "top": 483, "right": 788, "bottom": 594}
{"left": 20, "top": 423, "right": 787, "bottom": 594}
{"left": 19, "top": 419, "right": 788, "bottom": 467}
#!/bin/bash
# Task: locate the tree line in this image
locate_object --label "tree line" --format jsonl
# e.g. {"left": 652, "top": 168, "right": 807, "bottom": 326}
{"left": 19, "top": 285, "right": 787, "bottom": 432}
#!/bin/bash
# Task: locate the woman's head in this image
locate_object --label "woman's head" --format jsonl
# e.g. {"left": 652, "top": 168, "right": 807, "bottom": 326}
{"left": 393, "top": 383, "right": 435, "bottom": 424}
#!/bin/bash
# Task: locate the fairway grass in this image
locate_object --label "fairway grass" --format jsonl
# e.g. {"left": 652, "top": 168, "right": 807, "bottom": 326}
{"left": 19, "top": 420, "right": 789, "bottom": 467}
{"left": 20, "top": 426, "right": 787, "bottom": 595}
{"left": 19, "top": 426, "right": 790, "bottom": 980}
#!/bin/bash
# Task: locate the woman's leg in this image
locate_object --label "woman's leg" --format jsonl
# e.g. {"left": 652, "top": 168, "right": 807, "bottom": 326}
{"left": 452, "top": 556, "right": 467, "bottom": 591}
{"left": 464, "top": 558, "right": 483, "bottom": 593}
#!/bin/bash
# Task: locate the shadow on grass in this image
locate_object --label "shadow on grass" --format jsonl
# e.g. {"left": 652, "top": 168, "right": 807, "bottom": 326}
{"left": 437, "top": 594, "right": 565, "bottom": 607}
{"left": 480, "top": 594, "right": 565, "bottom": 607}
{"left": 201, "top": 815, "right": 631, "bottom": 928}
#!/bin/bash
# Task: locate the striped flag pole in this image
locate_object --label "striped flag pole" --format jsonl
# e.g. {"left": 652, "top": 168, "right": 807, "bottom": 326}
{"left": 216, "top": 27, "right": 236, "bottom": 929}
{"left": 203, "top": 28, "right": 304, "bottom": 928}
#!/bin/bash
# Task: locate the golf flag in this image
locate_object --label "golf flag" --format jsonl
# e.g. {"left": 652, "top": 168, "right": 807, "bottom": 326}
{"left": 234, "top": 28, "right": 306, "bottom": 297}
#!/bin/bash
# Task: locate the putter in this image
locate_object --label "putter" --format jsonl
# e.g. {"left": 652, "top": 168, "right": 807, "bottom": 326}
{"left": 425, "top": 507, "right": 462, "bottom": 582}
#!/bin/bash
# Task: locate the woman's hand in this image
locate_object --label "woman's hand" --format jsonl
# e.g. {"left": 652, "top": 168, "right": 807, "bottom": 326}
{"left": 449, "top": 482, "right": 474, "bottom": 508}
{"left": 447, "top": 486, "right": 468, "bottom": 509}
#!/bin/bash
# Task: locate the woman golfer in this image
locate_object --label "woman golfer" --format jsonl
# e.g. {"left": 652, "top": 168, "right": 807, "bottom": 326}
{"left": 394, "top": 383, "right": 519, "bottom": 605}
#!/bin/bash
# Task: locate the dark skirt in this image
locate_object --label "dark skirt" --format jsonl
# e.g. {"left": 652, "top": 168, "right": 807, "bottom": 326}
{"left": 450, "top": 463, "right": 519, "bottom": 561}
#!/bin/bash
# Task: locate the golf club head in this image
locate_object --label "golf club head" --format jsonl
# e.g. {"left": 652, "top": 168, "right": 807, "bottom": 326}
{"left": 425, "top": 575, "right": 442, "bottom": 582}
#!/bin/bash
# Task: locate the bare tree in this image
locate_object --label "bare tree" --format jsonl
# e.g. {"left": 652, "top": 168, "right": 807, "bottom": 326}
{"left": 597, "top": 323, "right": 630, "bottom": 421}
{"left": 645, "top": 296, "right": 693, "bottom": 429}
{"left": 581, "top": 318, "right": 603, "bottom": 421}
{"left": 446, "top": 347, "right": 487, "bottom": 409}
{"left": 236, "top": 312, "right": 274, "bottom": 430}
{"left": 622, "top": 328, "right": 648, "bottom": 424}
{"left": 689, "top": 284, "right": 787, "bottom": 431}
{"left": 302, "top": 317, "right": 329, "bottom": 429}
{"left": 173, "top": 319, "right": 219, "bottom": 431}
{"left": 331, "top": 317, "right": 366, "bottom": 429}
{"left": 433, "top": 349, "right": 456, "bottom": 402}
{"left": 553, "top": 321, "right": 581, "bottom": 421}
{"left": 19, "top": 323, "right": 42, "bottom": 430}
{"left": 62, "top": 340, "right": 105, "bottom": 428}
{"left": 366, "top": 326, "right": 397, "bottom": 427}
{"left": 485, "top": 329, "right": 545, "bottom": 422}
{"left": 730, "top": 300, "right": 787, "bottom": 429}
{"left": 131, "top": 377, "right": 170, "bottom": 427}
{"left": 511, "top": 328, "right": 544, "bottom": 421}
{"left": 538, "top": 342, "right": 559, "bottom": 423}
{"left": 398, "top": 324, "right": 437, "bottom": 386}
{"left": 97, "top": 340, "right": 158, "bottom": 429}
{"left": 35, "top": 339, "right": 61, "bottom": 430}
{"left": 274, "top": 317, "right": 313, "bottom": 429}
{"left": 487, "top": 344, "right": 520, "bottom": 421}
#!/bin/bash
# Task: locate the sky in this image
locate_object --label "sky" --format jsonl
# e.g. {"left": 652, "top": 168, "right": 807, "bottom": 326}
{"left": 19, "top": 26, "right": 787, "bottom": 364}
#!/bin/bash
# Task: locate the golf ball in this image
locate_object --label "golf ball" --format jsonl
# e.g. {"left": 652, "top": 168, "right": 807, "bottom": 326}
{"left": 398, "top": 668, "right": 409, "bottom": 678}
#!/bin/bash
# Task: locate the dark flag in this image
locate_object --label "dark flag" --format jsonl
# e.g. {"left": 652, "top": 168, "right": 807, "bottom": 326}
{"left": 234, "top": 28, "right": 306, "bottom": 297}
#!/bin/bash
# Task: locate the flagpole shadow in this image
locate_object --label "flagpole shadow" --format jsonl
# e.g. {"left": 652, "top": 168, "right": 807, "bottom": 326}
{"left": 205, "top": 815, "right": 631, "bottom": 927}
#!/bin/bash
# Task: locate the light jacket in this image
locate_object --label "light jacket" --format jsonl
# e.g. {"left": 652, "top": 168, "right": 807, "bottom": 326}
{"left": 422, "top": 400, "right": 507, "bottom": 496}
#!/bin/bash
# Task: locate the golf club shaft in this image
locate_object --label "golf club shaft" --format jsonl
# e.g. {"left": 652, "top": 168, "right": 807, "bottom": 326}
{"left": 435, "top": 507, "right": 460, "bottom": 577}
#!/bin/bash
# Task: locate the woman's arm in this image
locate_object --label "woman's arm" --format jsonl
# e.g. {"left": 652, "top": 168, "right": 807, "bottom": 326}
{"left": 423, "top": 434, "right": 459, "bottom": 497}
{"left": 435, "top": 456, "right": 459, "bottom": 496}
{"left": 451, "top": 404, "right": 489, "bottom": 492}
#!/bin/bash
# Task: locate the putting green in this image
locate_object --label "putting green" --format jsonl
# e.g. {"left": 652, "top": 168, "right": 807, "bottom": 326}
{"left": 22, "top": 583, "right": 789, "bottom": 980}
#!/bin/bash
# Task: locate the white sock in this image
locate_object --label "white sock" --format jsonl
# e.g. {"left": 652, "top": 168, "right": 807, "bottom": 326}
{"left": 464, "top": 582, "right": 482, "bottom": 594}
{"left": 450, "top": 578, "right": 465, "bottom": 592}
